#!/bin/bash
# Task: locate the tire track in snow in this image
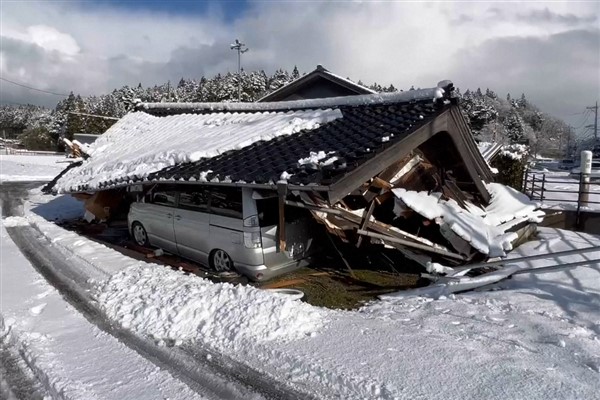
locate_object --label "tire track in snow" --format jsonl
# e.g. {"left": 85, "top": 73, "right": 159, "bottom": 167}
{"left": 0, "top": 333, "right": 49, "bottom": 400}
{"left": 2, "top": 184, "right": 317, "bottom": 400}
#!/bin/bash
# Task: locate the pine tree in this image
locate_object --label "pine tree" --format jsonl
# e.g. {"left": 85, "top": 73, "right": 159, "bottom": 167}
{"left": 519, "top": 93, "right": 527, "bottom": 108}
{"left": 504, "top": 112, "right": 525, "bottom": 143}
{"left": 292, "top": 66, "right": 300, "bottom": 80}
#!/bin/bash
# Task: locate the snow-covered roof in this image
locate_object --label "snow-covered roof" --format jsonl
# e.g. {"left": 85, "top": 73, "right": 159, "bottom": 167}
{"left": 54, "top": 109, "right": 342, "bottom": 193}
{"left": 477, "top": 142, "right": 503, "bottom": 162}
{"left": 53, "top": 82, "right": 459, "bottom": 194}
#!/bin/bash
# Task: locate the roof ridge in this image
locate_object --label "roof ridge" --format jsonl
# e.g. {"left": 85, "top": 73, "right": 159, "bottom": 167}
{"left": 256, "top": 65, "right": 376, "bottom": 102}
{"left": 137, "top": 81, "right": 453, "bottom": 114}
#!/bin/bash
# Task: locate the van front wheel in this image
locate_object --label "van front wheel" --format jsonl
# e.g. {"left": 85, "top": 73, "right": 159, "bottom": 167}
{"left": 132, "top": 222, "right": 149, "bottom": 247}
{"left": 211, "top": 249, "right": 233, "bottom": 272}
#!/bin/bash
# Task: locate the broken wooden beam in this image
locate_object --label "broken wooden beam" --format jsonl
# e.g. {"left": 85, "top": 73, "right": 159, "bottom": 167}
{"left": 284, "top": 200, "right": 343, "bottom": 215}
{"left": 356, "top": 229, "right": 467, "bottom": 261}
{"left": 356, "top": 201, "right": 376, "bottom": 248}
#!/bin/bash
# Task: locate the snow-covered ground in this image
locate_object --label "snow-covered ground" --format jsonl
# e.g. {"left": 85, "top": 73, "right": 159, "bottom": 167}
{"left": 0, "top": 217, "right": 207, "bottom": 400}
{"left": 0, "top": 155, "right": 600, "bottom": 399}
{"left": 0, "top": 153, "right": 68, "bottom": 182}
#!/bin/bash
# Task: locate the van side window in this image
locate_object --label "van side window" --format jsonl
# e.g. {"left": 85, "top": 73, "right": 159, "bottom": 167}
{"left": 179, "top": 187, "right": 209, "bottom": 211}
{"left": 209, "top": 187, "right": 243, "bottom": 219}
{"left": 256, "top": 198, "right": 279, "bottom": 226}
{"left": 152, "top": 191, "right": 177, "bottom": 207}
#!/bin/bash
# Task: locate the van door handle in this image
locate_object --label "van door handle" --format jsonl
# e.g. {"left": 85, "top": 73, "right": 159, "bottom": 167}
{"left": 166, "top": 213, "right": 173, "bottom": 218}
{"left": 174, "top": 215, "right": 182, "bottom": 220}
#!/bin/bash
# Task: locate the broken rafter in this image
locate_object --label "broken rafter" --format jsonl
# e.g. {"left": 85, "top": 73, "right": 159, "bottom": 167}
{"left": 284, "top": 200, "right": 343, "bottom": 215}
{"left": 357, "top": 229, "right": 467, "bottom": 261}
{"left": 333, "top": 206, "right": 466, "bottom": 261}
{"left": 355, "top": 201, "right": 376, "bottom": 248}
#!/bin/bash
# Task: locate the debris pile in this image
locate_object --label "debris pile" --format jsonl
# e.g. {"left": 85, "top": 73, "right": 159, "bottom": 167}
{"left": 288, "top": 147, "right": 544, "bottom": 271}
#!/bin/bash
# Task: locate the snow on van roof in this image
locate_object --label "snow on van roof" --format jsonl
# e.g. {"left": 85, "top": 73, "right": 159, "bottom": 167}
{"left": 54, "top": 108, "right": 342, "bottom": 193}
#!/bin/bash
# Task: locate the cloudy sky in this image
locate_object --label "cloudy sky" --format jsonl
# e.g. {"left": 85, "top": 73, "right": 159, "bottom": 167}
{"left": 1, "top": 0, "right": 598, "bottom": 133}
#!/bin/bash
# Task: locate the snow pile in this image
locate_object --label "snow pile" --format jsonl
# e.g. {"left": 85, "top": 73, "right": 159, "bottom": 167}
{"left": 484, "top": 182, "right": 544, "bottom": 226}
{"left": 54, "top": 108, "right": 342, "bottom": 192}
{"left": 0, "top": 220, "right": 208, "bottom": 400}
{"left": 2, "top": 216, "right": 30, "bottom": 227}
{"left": 297, "top": 150, "right": 337, "bottom": 166}
{"left": 392, "top": 183, "right": 544, "bottom": 257}
{"left": 95, "top": 264, "right": 325, "bottom": 346}
{"left": 19, "top": 190, "right": 600, "bottom": 399}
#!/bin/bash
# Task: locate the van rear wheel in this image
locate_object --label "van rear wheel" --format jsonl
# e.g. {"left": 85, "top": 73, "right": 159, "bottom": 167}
{"left": 211, "top": 249, "right": 233, "bottom": 272}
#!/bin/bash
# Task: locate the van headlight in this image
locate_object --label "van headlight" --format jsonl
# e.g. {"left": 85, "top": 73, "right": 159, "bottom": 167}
{"left": 243, "top": 232, "right": 262, "bottom": 248}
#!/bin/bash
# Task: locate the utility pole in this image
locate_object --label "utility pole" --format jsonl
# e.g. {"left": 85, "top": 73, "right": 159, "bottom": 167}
{"left": 586, "top": 101, "right": 598, "bottom": 141}
{"left": 230, "top": 39, "right": 249, "bottom": 102}
{"left": 566, "top": 126, "right": 573, "bottom": 157}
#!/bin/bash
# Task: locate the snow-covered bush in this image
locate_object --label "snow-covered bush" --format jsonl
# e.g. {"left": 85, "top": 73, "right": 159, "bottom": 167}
{"left": 491, "top": 144, "right": 529, "bottom": 190}
{"left": 19, "top": 126, "right": 55, "bottom": 151}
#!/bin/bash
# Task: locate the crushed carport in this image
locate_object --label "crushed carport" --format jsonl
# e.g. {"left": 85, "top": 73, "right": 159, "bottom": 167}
{"left": 46, "top": 80, "right": 544, "bottom": 285}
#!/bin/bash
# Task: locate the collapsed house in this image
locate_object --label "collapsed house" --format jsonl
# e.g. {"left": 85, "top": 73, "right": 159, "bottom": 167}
{"left": 48, "top": 80, "right": 544, "bottom": 276}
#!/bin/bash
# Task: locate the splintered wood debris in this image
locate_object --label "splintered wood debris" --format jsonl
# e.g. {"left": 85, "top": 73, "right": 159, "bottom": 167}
{"left": 288, "top": 148, "right": 544, "bottom": 275}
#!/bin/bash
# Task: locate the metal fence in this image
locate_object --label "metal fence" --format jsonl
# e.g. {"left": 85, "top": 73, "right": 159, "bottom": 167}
{"left": 522, "top": 170, "right": 600, "bottom": 226}
{"left": 3, "top": 147, "right": 63, "bottom": 156}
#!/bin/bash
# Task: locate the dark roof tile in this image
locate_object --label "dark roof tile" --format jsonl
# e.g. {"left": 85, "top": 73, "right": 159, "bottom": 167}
{"left": 146, "top": 100, "right": 444, "bottom": 187}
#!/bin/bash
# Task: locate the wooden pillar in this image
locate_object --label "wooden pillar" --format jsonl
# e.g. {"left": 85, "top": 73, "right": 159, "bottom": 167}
{"left": 277, "top": 182, "right": 288, "bottom": 253}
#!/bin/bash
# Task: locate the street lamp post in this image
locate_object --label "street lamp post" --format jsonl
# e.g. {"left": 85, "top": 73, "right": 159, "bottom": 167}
{"left": 230, "top": 39, "right": 249, "bottom": 102}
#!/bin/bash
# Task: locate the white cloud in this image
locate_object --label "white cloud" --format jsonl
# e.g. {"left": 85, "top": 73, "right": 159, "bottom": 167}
{"left": 4, "top": 25, "right": 81, "bottom": 56}
{"left": 1, "top": 0, "right": 598, "bottom": 129}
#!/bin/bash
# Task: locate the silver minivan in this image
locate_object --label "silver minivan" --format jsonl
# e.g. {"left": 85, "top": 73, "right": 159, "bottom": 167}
{"left": 127, "top": 184, "right": 314, "bottom": 281}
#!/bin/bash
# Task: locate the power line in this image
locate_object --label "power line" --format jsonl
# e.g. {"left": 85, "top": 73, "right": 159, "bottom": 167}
{"left": 0, "top": 77, "right": 71, "bottom": 97}
{"left": 572, "top": 110, "right": 591, "bottom": 130}
{"left": 567, "top": 110, "right": 590, "bottom": 116}
{"left": 586, "top": 101, "right": 598, "bottom": 141}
